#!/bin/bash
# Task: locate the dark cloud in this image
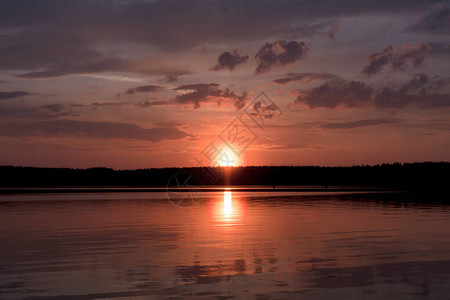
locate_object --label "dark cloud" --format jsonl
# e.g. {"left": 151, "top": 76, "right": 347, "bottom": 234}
{"left": 255, "top": 40, "right": 309, "bottom": 74}
{"left": 123, "top": 85, "right": 164, "bottom": 96}
{"left": 296, "top": 80, "right": 373, "bottom": 108}
{"left": 295, "top": 74, "right": 450, "bottom": 109}
{"left": 0, "top": 0, "right": 435, "bottom": 49}
{"left": 319, "top": 118, "right": 400, "bottom": 129}
{"left": 407, "top": 5, "right": 450, "bottom": 34}
{"left": 362, "top": 43, "right": 430, "bottom": 76}
{"left": 273, "top": 72, "right": 340, "bottom": 84}
{"left": 0, "top": 120, "right": 191, "bottom": 142}
{"left": 211, "top": 50, "right": 249, "bottom": 71}
{"left": 88, "top": 100, "right": 167, "bottom": 110}
{"left": 136, "top": 100, "right": 168, "bottom": 108}
{"left": 373, "top": 88, "right": 450, "bottom": 109}
{"left": 373, "top": 73, "right": 450, "bottom": 109}
{"left": 398, "top": 73, "right": 450, "bottom": 93}
{"left": 0, "top": 91, "right": 30, "bottom": 100}
{"left": 89, "top": 102, "right": 130, "bottom": 111}
{"left": 0, "top": 0, "right": 444, "bottom": 78}
{"left": 0, "top": 104, "right": 77, "bottom": 119}
{"left": 246, "top": 101, "right": 282, "bottom": 121}
{"left": 0, "top": 80, "right": 9, "bottom": 84}
{"left": 174, "top": 83, "right": 247, "bottom": 109}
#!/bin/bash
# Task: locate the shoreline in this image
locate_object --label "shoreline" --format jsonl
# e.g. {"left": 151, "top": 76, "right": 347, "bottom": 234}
{"left": 0, "top": 186, "right": 405, "bottom": 195}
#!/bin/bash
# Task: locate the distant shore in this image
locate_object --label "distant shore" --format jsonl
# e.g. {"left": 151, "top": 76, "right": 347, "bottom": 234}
{"left": 0, "top": 186, "right": 405, "bottom": 195}
{"left": 0, "top": 163, "right": 448, "bottom": 192}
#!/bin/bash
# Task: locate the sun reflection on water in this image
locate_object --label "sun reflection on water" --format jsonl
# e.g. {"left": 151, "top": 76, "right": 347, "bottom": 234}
{"left": 208, "top": 189, "right": 247, "bottom": 229}
{"left": 224, "top": 190, "right": 232, "bottom": 216}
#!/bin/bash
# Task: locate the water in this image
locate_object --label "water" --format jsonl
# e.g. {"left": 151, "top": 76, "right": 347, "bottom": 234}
{"left": 0, "top": 190, "right": 449, "bottom": 299}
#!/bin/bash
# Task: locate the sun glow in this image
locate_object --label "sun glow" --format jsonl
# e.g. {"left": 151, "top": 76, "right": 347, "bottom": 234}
{"left": 217, "top": 147, "right": 239, "bottom": 167}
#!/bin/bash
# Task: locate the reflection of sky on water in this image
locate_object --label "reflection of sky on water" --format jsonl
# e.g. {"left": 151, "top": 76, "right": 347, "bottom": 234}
{"left": 0, "top": 192, "right": 450, "bottom": 299}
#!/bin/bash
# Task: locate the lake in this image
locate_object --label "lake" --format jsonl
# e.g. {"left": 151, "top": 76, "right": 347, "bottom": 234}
{"left": 0, "top": 190, "right": 449, "bottom": 299}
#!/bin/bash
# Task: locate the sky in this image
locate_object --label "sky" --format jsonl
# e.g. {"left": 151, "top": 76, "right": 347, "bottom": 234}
{"left": 0, "top": 0, "right": 449, "bottom": 169}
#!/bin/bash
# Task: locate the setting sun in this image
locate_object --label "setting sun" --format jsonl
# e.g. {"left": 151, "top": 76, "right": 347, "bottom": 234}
{"left": 217, "top": 147, "right": 240, "bottom": 167}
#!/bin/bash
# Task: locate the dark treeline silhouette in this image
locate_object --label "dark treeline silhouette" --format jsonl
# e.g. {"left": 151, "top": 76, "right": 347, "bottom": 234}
{"left": 0, "top": 162, "right": 448, "bottom": 191}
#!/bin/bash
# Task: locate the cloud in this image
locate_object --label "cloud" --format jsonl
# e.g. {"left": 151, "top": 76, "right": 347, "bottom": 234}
{"left": 136, "top": 100, "right": 168, "bottom": 108}
{"left": 0, "top": 104, "right": 77, "bottom": 119}
{"left": 88, "top": 100, "right": 168, "bottom": 110}
{"left": 255, "top": 40, "right": 309, "bottom": 74}
{"left": 0, "top": 80, "right": 9, "bottom": 84}
{"left": 373, "top": 88, "right": 450, "bottom": 109}
{"left": 211, "top": 50, "right": 249, "bottom": 71}
{"left": 398, "top": 73, "right": 449, "bottom": 93}
{"left": 89, "top": 102, "right": 130, "bottom": 111}
{"left": 0, "top": 0, "right": 444, "bottom": 78}
{"left": 174, "top": 83, "right": 247, "bottom": 109}
{"left": 407, "top": 5, "right": 450, "bottom": 34}
{"left": 0, "top": 120, "right": 191, "bottom": 142}
{"left": 273, "top": 72, "right": 340, "bottom": 84}
{"left": 296, "top": 80, "right": 373, "bottom": 108}
{"left": 361, "top": 43, "right": 430, "bottom": 76}
{"left": 258, "top": 143, "right": 318, "bottom": 150}
{"left": 295, "top": 74, "right": 450, "bottom": 109}
{"left": 318, "top": 118, "right": 400, "bottom": 129}
{"left": 373, "top": 73, "right": 450, "bottom": 109}
{"left": 0, "top": 0, "right": 435, "bottom": 50}
{"left": 39, "top": 104, "right": 64, "bottom": 113}
{"left": 159, "top": 74, "right": 179, "bottom": 83}
{"left": 0, "top": 91, "right": 30, "bottom": 100}
{"left": 0, "top": 28, "right": 190, "bottom": 79}
{"left": 123, "top": 85, "right": 164, "bottom": 95}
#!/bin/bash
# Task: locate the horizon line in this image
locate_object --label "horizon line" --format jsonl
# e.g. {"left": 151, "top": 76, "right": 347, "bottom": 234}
{"left": 1, "top": 161, "right": 449, "bottom": 171}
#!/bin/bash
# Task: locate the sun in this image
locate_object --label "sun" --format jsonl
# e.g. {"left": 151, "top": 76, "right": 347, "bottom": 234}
{"left": 217, "top": 147, "right": 239, "bottom": 167}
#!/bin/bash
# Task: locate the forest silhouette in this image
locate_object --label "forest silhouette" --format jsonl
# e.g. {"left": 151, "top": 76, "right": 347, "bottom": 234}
{"left": 0, "top": 162, "right": 447, "bottom": 191}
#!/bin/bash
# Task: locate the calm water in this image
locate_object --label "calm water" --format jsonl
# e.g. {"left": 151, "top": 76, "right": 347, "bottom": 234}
{"left": 0, "top": 190, "right": 450, "bottom": 299}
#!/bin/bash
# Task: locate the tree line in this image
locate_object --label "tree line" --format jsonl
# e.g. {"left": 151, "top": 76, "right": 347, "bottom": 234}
{"left": 0, "top": 162, "right": 448, "bottom": 190}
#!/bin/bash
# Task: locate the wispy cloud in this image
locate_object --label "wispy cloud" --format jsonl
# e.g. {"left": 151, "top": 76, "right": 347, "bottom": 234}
{"left": 0, "top": 120, "right": 191, "bottom": 142}
{"left": 318, "top": 118, "right": 400, "bottom": 129}
{"left": 273, "top": 72, "right": 340, "bottom": 84}
{"left": 0, "top": 91, "right": 31, "bottom": 100}
{"left": 84, "top": 74, "right": 146, "bottom": 83}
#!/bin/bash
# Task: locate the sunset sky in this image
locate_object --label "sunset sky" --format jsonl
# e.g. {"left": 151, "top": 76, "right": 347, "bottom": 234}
{"left": 0, "top": 0, "right": 449, "bottom": 168}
